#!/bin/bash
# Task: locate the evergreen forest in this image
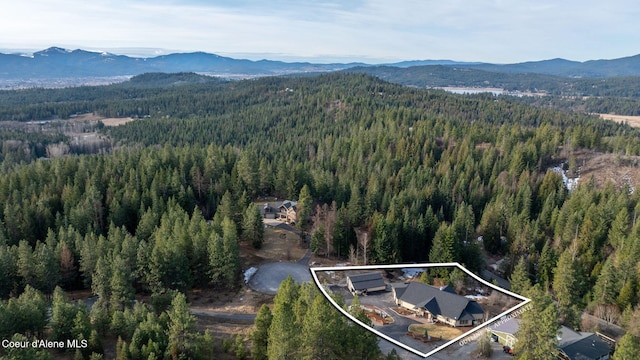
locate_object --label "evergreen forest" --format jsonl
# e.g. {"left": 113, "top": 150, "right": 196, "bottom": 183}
{"left": 2, "top": 72, "right": 640, "bottom": 358}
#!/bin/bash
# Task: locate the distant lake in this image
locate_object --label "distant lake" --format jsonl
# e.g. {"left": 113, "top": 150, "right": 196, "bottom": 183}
{"left": 438, "top": 87, "right": 506, "bottom": 95}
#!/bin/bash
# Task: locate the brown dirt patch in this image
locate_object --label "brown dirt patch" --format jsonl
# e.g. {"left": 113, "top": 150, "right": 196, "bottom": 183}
{"left": 392, "top": 307, "right": 415, "bottom": 316}
{"left": 408, "top": 323, "right": 464, "bottom": 341}
{"left": 573, "top": 151, "right": 640, "bottom": 191}
{"left": 599, "top": 113, "right": 640, "bottom": 128}
{"left": 477, "top": 291, "right": 522, "bottom": 318}
{"left": 362, "top": 305, "right": 394, "bottom": 325}
{"left": 241, "top": 227, "right": 306, "bottom": 264}
{"left": 187, "top": 286, "right": 273, "bottom": 314}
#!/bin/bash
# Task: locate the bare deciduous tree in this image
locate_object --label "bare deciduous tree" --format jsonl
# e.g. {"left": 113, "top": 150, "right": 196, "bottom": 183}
{"left": 323, "top": 201, "right": 337, "bottom": 257}
{"left": 355, "top": 227, "right": 370, "bottom": 265}
{"left": 46, "top": 142, "right": 70, "bottom": 158}
{"left": 593, "top": 304, "right": 621, "bottom": 325}
{"left": 348, "top": 245, "right": 357, "bottom": 265}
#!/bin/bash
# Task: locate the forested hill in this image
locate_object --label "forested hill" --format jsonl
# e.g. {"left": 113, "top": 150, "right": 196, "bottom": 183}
{"left": 345, "top": 65, "right": 640, "bottom": 97}
{"left": 3, "top": 72, "right": 640, "bottom": 357}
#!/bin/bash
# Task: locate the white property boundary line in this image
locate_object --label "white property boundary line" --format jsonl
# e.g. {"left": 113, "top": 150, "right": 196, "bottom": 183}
{"left": 309, "top": 262, "right": 531, "bottom": 358}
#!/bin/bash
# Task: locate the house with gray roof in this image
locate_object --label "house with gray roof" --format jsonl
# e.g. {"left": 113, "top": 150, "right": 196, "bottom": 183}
{"left": 392, "top": 282, "right": 485, "bottom": 327}
{"left": 259, "top": 200, "right": 298, "bottom": 223}
{"left": 490, "top": 318, "right": 611, "bottom": 359}
{"left": 346, "top": 272, "right": 386, "bottom": 294}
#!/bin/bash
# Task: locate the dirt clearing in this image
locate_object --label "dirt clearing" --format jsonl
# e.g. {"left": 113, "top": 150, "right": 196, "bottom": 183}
{"left": 242, "top": 225, "right": 306, "bottom": 263}
{"left": 572, "top": 150, "right": 640, "bottom": 190}
{"left": 100, "top": 117, "right": 137, "bottom": 126}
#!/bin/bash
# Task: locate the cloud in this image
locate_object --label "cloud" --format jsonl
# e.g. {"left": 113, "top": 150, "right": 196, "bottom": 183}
{"left": 1, "top": 0, "right": 639, "bottom": 62}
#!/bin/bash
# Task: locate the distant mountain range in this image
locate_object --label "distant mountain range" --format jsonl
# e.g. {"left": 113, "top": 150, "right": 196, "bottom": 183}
{"left": 2, "top": 47, "right": 640, "bottom": 87}
{"left": 0, "top": 47, "right": 364, "bottom": 82}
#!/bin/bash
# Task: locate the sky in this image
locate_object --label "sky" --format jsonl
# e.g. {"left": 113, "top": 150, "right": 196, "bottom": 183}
{"left": 1, "top": 0, "right": 639, "bottom": 64}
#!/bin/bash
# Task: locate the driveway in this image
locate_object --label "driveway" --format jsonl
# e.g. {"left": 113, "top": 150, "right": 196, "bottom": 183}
{"left": 343, "top": 289, "right": 446, "bottom": 357}
{"left": 247, "top": 262, "right": 312, "bottom": 295}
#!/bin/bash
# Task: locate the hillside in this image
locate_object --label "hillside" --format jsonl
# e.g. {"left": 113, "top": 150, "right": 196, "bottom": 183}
{"left": 2, "top": 72, "right": 640, "bottom": 358}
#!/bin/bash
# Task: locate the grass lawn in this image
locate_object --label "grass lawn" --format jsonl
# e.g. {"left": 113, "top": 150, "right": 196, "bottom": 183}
{"left": 408, "top": 323, "right": 464, "bottom": 340}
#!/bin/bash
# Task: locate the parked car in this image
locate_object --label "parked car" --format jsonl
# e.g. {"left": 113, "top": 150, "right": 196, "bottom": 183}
{"left": 502, "top": 346, "right": 514, "bottom": 356}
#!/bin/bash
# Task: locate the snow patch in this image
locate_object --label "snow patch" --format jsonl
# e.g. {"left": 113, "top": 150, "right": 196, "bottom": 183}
{"left": 550, "top": 163, "right": 579, "bottom": 191}
{"left": 244, "top": 267, "right": 257, "bottom": 284}
{"left": 401, "top": 268, "right": 425, "bottom": 278}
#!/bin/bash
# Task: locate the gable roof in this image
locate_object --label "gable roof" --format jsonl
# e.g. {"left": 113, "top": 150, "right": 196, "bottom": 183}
{"left": 397, "top": 282, "right": 483, "bottom": 321}
{"left": 391, "top": 283, "right": 408, "bottom": 299}
{"left": 492, "top": 318, "right": 611, "bottom": 360}
{"left": 559, "top": 333, "right": 611, "bottom": 360}
{"left": 279, "top": 200, "right": 297, "bottom": 211}
{"left": 259, "top": 200, "right": 298, "bottom": 215}
{"left": 348, "top": 272, "right": 386, "bottom": 291}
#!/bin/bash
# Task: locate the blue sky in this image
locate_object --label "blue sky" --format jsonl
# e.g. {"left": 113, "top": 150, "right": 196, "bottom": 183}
{"left": 1, "top": 0, "right": 639, "bottom": 63}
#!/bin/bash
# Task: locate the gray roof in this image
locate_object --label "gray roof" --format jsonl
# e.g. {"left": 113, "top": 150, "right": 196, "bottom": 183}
{"left": 279, "top": 200, "right": 298, "bottom": 210}
{"left": 481, "top": 269, "right": 511, "bottom": 290}
{"left": 259, "top": 200, "right": 298, "bottom": 214}
{"left": 397, "top": 282, "right": 483, "bottom": 320}
{"left": 559, "top": 333, "right": 611, "bottom": 360}
{"left": 391, "top": 283, "right": 408, "bottom": 298}
{"left": 439, "top": 285, "right": 456, "bottom": 294}
{"left": 348, "top": 272, "right": 386, "bottom": 291}
{"left": 491, "top": 317, "right": 521, "bottom": 335}
{"left": 492, "top": 318, "right": 611, "bottom": 360}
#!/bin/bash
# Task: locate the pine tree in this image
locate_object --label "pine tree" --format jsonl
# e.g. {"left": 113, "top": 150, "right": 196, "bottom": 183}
{"left": 50, "top": 286, "right": 78, "bottom": 342}
{"left": 612, "top": 333, "right": 640, "bottom": 360}
{"left": 268, "top": 276, "right": 300, "bottom": 360}
{"left": 243, "top": 204, "right": 264, "bottom": 249}
{"left": 110, "top": 255, "right": 134, "bottom": 311}
{"left": 166, "top": 292, "right": 196, "bottom": 359}
{"left": 346, "top": 294, "right": 381, "bottom": 359}
{"left": 221, "top": 216, "right": 240, "bottom": 286}
{"left": 429, "top": 223, "right": 457, "bottom": 278}
{"left": 510, "top": 257, "right": 532, "bottom": 295}
{"left": 592, "top": 257, "right": 620, "bottom": 306}
{"left": 301, "top": 295, "right": 342, "bottom": 359}
{"left": 553, "top": 249, "right": 582, "bottom": 318}
{"left": 617, "top": 278, "right": 636, "bottom": 310}
{"left": 608, "top": 208, "right": 629, "bottom": 249}
{"left": 92, "top": 256, "right": 112, "bottom": 311}
{"left": 251, "top": 305, "right": 272, "bottom": 360}
{"left": 207, "top": 231, "right": 225, "bottom": 286}
{"left": 297, "top": 184, "right": 313, "bottom": 229}
{"left": 514, "top": 284, "right": 560, "bottom": 359}
{"left": 537, "top": 241, "right": 556, "bottom": 289}
{"left": 116, "top": 336, "right": 129, "bottom": 360}
{"left": 236, "top": 150, "right": 259, "bottom": 197}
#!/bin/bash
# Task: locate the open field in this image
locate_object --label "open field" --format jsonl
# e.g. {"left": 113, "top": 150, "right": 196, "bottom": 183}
{"left": 69, "top": 113, "right": 137, "bottom": 126}
{"left": 100, "top": 117, "right": 137, "bottom": 126}
{"left": 599, "top": 113, "right": 640, "bottom": 128}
